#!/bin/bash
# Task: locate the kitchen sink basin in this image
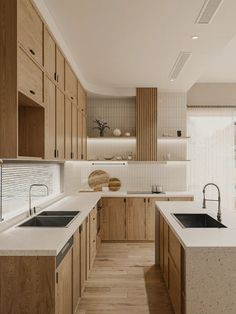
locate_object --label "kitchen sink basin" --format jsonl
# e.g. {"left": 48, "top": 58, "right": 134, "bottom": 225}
{"left": 173, "top": 213, "right": 227, "bottom": 228}
{"left": 37, "top": 211, "right": 80, "bottom": 217}
{"left": 19, "top": 216, "right": 76, "bottom": 227}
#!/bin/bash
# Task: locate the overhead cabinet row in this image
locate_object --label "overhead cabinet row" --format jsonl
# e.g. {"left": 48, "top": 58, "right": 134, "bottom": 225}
{"left": 0, "top": 0, "right": 87, "bottom": 160}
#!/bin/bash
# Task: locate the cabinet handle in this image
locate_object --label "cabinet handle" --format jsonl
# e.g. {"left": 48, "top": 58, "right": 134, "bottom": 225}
{"left": 54, "top": 72, "right": 57, "bottom": 81}
{"left": 71, "top": 96, "right": 74, "bottom": 100}
{"left": 30, "top": 90, "right": 35, "bottom": 95}
{"left": 148, "top": 198, "right": 150, "bottom": 203}
{"left": 144, "top": 198, "right": 146, "bottom": 203}
{"left": 54, "top": 149, "right": 57, "bottom": 158}
{"left": 93, "top": 240, "right": 95, "bottom": 243}
{"left": 93, "top": 217, "right": 95, "bottom": 221}
{"left": 29, "top": 48, "right": 35, "bottom": 56}
{"left": 56, "top": 272, "right": 58, "bottom": 284}
{"left": 71, "top": 152, "right": 74, "bottom": 159}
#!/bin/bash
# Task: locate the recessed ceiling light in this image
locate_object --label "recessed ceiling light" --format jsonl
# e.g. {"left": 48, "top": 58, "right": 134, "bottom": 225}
{"left": 192, "top": 35, "right": 199, "bottom": 40}
{"left": 170, "top": 79, "right": 175, "bottom": 82}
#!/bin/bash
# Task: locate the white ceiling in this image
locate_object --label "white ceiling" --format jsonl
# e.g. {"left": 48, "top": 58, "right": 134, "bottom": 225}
{"left": 42, "top": 0, "right": 236, "bottom": 94}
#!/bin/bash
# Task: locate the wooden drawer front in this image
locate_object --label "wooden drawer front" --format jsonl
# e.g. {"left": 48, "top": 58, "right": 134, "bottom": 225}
{"left": 168, "top": 196, "right": 194, "bottom": 201}
{"left": 169, "top": 256, "right": 181, "bottom": 314}
{"left": 18, "top": 0, "right": 43, "bottom": 65}
{"left": 65, "top": 63, "right": 77, "bottom": 101}
{"left": 169, "top": 228, "right": 181, "bottom": 273}
{"left": 18, "top": 48, "right": 43, "bottom": 104}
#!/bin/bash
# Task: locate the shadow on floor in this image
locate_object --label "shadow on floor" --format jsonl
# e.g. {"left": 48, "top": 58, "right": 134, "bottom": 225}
{"left": 144, "top": 265, "right": 174, "bottom": 314}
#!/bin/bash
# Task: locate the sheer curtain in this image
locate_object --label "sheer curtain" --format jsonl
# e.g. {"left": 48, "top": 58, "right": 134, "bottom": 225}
{"left": 187, "top": 108, "right": 235, "bottom": 210}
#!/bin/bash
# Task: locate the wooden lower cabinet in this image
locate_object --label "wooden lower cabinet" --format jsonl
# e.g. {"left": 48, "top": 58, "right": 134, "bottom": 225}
{"left": 73, "top": 228, "right": 81, "bottom": 313}
{"left": 80, "top": 221, "right": 86, "bottom": 294}
{"left": 126, "top": 198, "right": 146, "bottom": 240}
{"left": 86, "top": 216, "right": 90, "bottom": 279}
{"left": 56, "top": 248, "right": 73, "bottom": 314}
{"left": 90, "top": 207, "right": 97, "bottom": 268}
{"left": 102, "top": 197, "right": 126, "bottom": 240}
{"left": 159, "top": 213, "right": 184, "bottom": 314}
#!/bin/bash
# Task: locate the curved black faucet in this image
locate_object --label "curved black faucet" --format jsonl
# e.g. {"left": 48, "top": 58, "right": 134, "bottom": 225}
{"left": 202, "top": 183, "right": 221, "bottom": 222}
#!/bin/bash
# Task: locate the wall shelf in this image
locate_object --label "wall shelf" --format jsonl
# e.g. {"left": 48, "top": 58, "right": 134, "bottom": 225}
{"left": 158, "top": 137, "right": 190, "bottom": 140}
{"left": 87, "top": 137, "right": 136, "bottom": 140}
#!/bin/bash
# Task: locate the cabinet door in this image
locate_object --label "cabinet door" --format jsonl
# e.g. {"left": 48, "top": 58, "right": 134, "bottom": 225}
{"left": 56, "top": 89, "right": 65, "bottom": 159}
{"left": 18, "top": 0, "right": 43, "bottom": 65}
{"left": 56, "top": 248, "right": 73, "bottom": 314}
{"left": 71, "top": 104, "right": 78, "bottom": 160}
{"left": 18, "top": 48, "right": 43, "bottom": 104}
{"left": 163, "top": 219, "right": 169, "bottom": 285}
{"left": 82, "top": 114, "right": 87, "bottom": 160}
{"left": 56, "top": 48, "right": 65, "bottom": 91}
{"left": 78, "top": 81, "right": 86, "bottom": 113}
{"left": 44, "top": 28, "right": 56, "bottom": 80}
{"left": 73, "top": 229, "right": 81, "bottom": 312}
{"left": 77, "top": 110, "right": 83, "bottom": 160}
{"left": 169, "top": 257, "right": 181, "bottom": 314}
{"left": 159, "top": 214, "right": 164, "bottom": 272}
{"left": 65, "top": 98, "right": 72, "bottom": 160}
{"left": 80, "top": 221, "right": 86, "bottom": 294}
{"left": 86, "top": 216, "right": 90, "bottom": 279}
{"left": 102, "top": 198, "right": 126, "bottom": 240}
{"left": 45, "top": 78, "right": 56, "bottom": 159}
{"left": 90, "top": 208, "right": 97, "bottom": 268}
{"left": 146, "top": 198, "right": 156, "bottom": 240}
{"left": 126, "top": 198, "right": 146, "bottom": 240}
{"left": 65, "top": 62, "right": 77, "bottom": 101}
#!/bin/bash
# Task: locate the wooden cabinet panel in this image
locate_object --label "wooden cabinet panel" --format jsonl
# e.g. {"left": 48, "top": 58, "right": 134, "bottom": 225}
{"left": 56, "top": 48, "right": 65, "bottom": 91}
{"left": 78, "top": 81, "right": 86, "bottom": 113}
{"left": 163, "top": 218, "right": 169, "bottom": 285}
{"left": 80, "top": 221, "right": 86, "bottom": 294}
{"left": 18, "top": 48, "right": 43, "bottom": 104}
{"left": 136, "top": 88, "right": 158, "bottom": 161}
{"left": 65, "top": 62, "right": 77, "bottom": 101}
{"left": 44, "top": 28, "right": 56, "bottom": 80}
{"left": 45, "top": 78, "right": 56, "bottom": 159}
{"left": 159, "top": 214, "right": 164, "bottom": 272}
{"left": 146, "top": 198, "right": 156, "bottom": 240}
{"left": 169, "top": 256, "right": 181, "bottom": 314}
{"left": 73, "top": 229, "right": 81, "bottom": 312}
{"left": 71, "top": 104, "right": 78, "bottom": 160}
{"left": 90, "top": 207, "right": 97, "bottom": 268}
{"left": 126, "top": 198, "right": 146, "bottom": 240}
{"left": 82, "top": 113, "right": 87, "bottom": 160}
{"left": 56, "top": 89, "right": 65, "bottom": 159}
{"left": 77, "top": 110, "right": 83, "bottom": 160}
{"left": 102, "top": 198, "right": 126, "bottom": 240}
{"left": 169, "top": 227, "right": 181, "bottom": 273}
{"left": 86, "top": 216, "right": 90, "bottom": 279}
{"left": 18, "top": 0, "right": 43, "bottom": 65}
{"left": 56, "top": 248, "right": 73, "bottom": 314}
{"left": 65, "top": 98, "right": 72, "bottom": 160}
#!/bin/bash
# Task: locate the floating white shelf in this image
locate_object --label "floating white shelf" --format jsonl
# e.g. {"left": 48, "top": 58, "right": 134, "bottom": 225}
{"left": 158, "top": 137, "right": 190, "bottom": 140}
{"left": 87, "top": 137, "right": 136, "bottom": 140}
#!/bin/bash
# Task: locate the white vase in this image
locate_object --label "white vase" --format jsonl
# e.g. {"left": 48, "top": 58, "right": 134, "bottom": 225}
{"left": 113, "top": 128, "right": 122, "bottom": 137}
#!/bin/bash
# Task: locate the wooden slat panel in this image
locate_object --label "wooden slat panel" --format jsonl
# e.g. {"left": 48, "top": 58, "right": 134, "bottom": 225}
{"left": 136, "top": 88, "right": 158, "bottom": 160}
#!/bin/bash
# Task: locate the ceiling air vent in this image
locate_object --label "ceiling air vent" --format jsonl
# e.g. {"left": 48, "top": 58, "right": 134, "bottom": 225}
{"left": 169, "top": 52, "right": 192, "bottom": 81}
{"left": 195, "top": 0, "right": 224, "bottom": 24}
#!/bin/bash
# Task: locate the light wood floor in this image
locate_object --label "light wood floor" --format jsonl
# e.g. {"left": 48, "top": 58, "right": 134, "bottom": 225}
{"left": 77, "top": 243, "right": 173, "bottom": 314}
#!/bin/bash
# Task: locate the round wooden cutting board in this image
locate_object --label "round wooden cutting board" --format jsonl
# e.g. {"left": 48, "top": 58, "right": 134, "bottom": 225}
{"left": 88, "top": 170, "right": 109, "bottom": 191}
{"left": 108, "top": 177, "right": 121, "bottom": 191}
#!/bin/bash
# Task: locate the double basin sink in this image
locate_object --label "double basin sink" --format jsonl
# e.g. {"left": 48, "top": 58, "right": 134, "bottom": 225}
{"left": 19, "top": 211, "right": 80, "bottom": 228}
{"left": 173, "top": 213, "right": 227, "bottom": 228}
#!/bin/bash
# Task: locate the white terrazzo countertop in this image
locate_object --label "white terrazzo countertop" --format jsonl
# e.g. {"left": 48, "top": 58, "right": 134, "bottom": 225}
{"left": 156, "top": 201, "right": 236, "bottom": 248}
{"left": 82, "top": 191, "right": 194, "bottom": 198}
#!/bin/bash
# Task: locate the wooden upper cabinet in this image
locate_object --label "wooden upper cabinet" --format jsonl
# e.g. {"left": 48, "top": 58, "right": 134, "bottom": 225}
{"left": 82, "top": 114, "right": 87, "bottom": 160}
{"left": 56, "top": 89, "right": 65, "bottom": 159}
{"left": 71, "top": 103, "right": 78, "bottom": 160}
{"left": 18, "top": 0, "right": 43, "bottom": 66}
{"left": 56, "top": 48, "right": 65, "bottom": 91}
{"left": 126, "top": 198, "right": 146, "bottom": 240}
{"left": 77, "top": 110, "right": 83, "bottom": 160}
{"left": 136, "top": 88, "right": 158, "bottom": 161}
{"left": 65, "top": 62, "right": 77, "bottom": 101}
{"left": 18, "top": 48, "right": 43, "bottom": 104}
{"left": 65, "top": 98, "right": 72, "bottom": 160}
{"left": 102, "top": 198, "right": 126, "bottom": 240}
{"left": 44, "top": 28, "right": 56, "bottom": 80}
{"left": 78, "top": 81, "right": 86, "bottom": 113}
{"left": 45, "top": 78, "right": 56, "bottom": 159}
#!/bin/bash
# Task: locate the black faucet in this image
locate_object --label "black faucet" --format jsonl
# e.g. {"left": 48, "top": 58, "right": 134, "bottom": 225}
{"left": 202, "top": 183, "right": 221, "bottom": 222}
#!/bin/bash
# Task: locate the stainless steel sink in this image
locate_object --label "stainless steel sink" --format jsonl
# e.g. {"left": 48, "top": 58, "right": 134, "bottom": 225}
{"left": 19, "top": 211, "right": 80, "bottom": 227}
{"left": 37, "top": 210, "right": 80, "bottom": 217}
{"left": 173, "top": 213, "right": 227, "bottom": 228}
{"left": 19, "top": 216, "right": 76, "bottom": 227}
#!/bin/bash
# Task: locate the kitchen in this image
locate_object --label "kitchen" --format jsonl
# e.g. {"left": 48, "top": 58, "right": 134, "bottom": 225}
{"left": 1, "top": 0, "right": 236, "bottom": 313}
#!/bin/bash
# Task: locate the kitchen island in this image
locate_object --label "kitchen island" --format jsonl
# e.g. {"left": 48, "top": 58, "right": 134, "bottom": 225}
{"left": 156, "top": 201, "right": 236, "bottom": 314}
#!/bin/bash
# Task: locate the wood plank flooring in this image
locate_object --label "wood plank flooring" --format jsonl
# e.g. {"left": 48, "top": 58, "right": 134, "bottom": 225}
{"left": 77, "top": 243, "right": 173, "bottom": 314}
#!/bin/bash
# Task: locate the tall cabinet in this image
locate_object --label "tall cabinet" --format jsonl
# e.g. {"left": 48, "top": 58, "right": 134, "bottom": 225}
{"left": 0, "top": 0, "right": 87, "bottom": 161}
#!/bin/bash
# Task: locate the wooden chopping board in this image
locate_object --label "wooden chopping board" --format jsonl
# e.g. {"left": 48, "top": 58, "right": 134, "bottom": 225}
{"left": 108, "top": 177, "right": 121, "bottom": 191}
{"left": 88, "top": 170, "right": 109, "bottom": 191}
